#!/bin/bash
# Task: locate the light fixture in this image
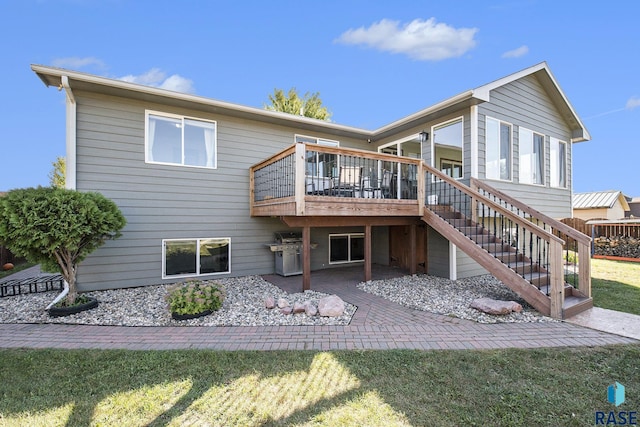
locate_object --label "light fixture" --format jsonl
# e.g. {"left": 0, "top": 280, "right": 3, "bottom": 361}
{"left": 419, "top": 130, "right": 429, "bottom": 143}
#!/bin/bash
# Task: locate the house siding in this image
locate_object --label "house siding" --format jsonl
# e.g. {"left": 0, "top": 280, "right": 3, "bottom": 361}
{"left": 427, "top": 226, "right": 450, "bottom": 277}
{"left": 477, "top": 74, "right": 573, "bottom": 219}
{"left": 73, "top": 91, "right": 372, "bottom": 291}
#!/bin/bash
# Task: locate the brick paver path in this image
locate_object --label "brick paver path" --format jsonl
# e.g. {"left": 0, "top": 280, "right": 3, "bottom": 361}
{"left": 0, "top": 266, "right": 636, "bottom": 350}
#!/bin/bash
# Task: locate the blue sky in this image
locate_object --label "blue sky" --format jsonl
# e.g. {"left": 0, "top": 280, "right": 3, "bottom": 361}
{"left": 1, "top": 0, "right": 639, "bottom": 197}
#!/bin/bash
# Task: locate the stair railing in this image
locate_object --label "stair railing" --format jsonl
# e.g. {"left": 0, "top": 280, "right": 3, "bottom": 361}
{"left": 422, "top": 164, "right": 566, "bottom": 318}
{"left": 470, "top": 178, "right": 591, "bottom": 299}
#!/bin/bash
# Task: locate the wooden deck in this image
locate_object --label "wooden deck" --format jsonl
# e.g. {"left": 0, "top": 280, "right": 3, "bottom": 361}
{"left": 250, "top": 143, "right": 594, "bottom": 319}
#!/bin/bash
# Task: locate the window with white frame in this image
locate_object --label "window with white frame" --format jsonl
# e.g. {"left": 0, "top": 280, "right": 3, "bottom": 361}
{"left": 329, "top": 233, "right": 364, "bottom": 264}
{"left": 550, "top": 137, "right": 567, "bottom": 188}
{"left": 433, "top": 118, "right": 463, "bottom": 179}
{"left": 519, "top": 127, "right": 545, "bottom": 185}
{"left": 485, "top": 117, "right": 512, "bottom": 180}
{"left": 297, "top": 134, "right": 340, "bottom": 195}
{"left": 146, "top": 111, "right": 217, "bottom": 168}
{"left": 163, "top": 238, "right": 230, "bottom": 278}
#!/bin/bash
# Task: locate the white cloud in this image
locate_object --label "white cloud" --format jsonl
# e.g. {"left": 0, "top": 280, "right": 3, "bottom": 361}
{"left": 626, "top": 96, "right": 640, "bottom": 110}
{"left": 119, "top": 68, "right": 195, "bottom": 94}
{"left": 502, "top": 45, "right": 529, "bottom": 58}
{"left": 51, "top": 56, "right": 105, "bottom": 69}
{"left": 335, "top": 18, "right": 478, "bottom": 61}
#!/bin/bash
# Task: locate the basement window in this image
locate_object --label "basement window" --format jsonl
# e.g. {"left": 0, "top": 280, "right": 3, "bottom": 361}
{"left": 329, "top": 233, "right": 364, "bottom": 264}
{"left": 163, "top": 238, "right": 230, "bottom": 278}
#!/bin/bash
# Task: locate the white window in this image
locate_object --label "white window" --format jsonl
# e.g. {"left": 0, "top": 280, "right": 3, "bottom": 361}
{"left": 296, "top": 135, "right": 339, "bottom": 179}
{"left": 519, "top": 127, "right": 545, "bottom": 185}
{"left": 146, "top": 111, "right": 217, "bottom": 168}
{"left": 433, "top": 118, "right": 463, "bottom": 179}
{"left": 550, "top": 137, "right": 567, "bottom": 188}
{"left": 329, "top": 233, "right": 364, "bottom": 264}
{"left": 485, "top": 117, "right": 512, "bottom": 180}
{"left": 163, "top": 238, "right": 230, "bottom": 278}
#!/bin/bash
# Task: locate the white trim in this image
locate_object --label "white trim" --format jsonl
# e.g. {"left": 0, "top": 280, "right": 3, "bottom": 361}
{"left": 61, "top": 76, "right": 76, "bottom": 189}
{"left": 470, "top": 105, "right": 478, "bottom": 178}
{"left": 145, "top": 110, "right": 217, "bottom": 169}
{"left": 162, "top": 237, "right": 231, "bottom": 279}
{"left": 449, "top": 242, "right": 457, "bottom": 281}
{"left": 295, "top": 134, "right": 339, "bottom": 146}
{"left": 484, "top": 116, "right": 513, "bottom": 182}
{"left": 328, "top": 233, "right": 365, "bottom": 264}
{"left": 431, "top": 116, "right": 464, "bottom": 180}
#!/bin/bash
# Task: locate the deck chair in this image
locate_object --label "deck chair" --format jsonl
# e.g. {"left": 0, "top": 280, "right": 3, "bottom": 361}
{"left": 330, "top": 166, "right": 363, "bottom": 197}
{"left": 380, "top": 169, "right": 394, "bottom": 198}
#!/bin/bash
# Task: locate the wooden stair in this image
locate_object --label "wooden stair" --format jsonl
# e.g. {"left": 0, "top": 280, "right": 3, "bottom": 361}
{"left": 423, "top": 205, "right": 593, "bottom": 319}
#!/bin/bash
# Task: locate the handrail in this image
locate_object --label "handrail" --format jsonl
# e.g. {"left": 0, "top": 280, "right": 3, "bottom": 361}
{"left": 422, "top": 164, "right": 564, "bottom": 245}
{"left": 304, "top": 142, "right": 423, "bottom": 165}
{"left": 471, "top": 178, "right": 591, "bottom": 245}
{"left": 250, "top": 144, "right": 297, "bottom": 172}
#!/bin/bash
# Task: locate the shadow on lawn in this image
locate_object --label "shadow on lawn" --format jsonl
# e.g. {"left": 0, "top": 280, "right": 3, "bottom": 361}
{"left": 1, "top": 346, "right": 640, "bottom": 426}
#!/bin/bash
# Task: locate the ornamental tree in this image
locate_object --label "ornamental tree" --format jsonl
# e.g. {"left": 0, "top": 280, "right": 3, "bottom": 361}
{"left": 0, "top": 187, "right": 126, "bottom": 305}
{"left": 265, "top": 88, "right": 332, "bottom": 121}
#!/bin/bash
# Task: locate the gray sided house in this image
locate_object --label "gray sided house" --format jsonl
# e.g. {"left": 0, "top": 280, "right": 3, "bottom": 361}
{"left": 33, "top": 62, "right": 593, "bottom": 319}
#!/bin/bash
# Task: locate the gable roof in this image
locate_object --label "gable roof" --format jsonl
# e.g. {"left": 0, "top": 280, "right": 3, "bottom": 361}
{"left": 573, "top": 191, "right": 630, "bottom": 210}
{"left": 31, "top": 62, "right": 589, "bottom": 143}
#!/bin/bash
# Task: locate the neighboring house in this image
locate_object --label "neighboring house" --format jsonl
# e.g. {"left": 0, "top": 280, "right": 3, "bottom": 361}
{"left": 573, "top": 191, "right": 630, "bottom": 221}
{"left": 32, "top": 62, "right": 593, "bottom": 318}
{"left": 626, "top": 197, "right": 640, "bottom": 218}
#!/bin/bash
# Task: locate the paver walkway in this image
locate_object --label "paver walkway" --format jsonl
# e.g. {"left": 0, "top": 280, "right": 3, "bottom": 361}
{"left": 0, "top": 266, "right": 636, "bottom": 351}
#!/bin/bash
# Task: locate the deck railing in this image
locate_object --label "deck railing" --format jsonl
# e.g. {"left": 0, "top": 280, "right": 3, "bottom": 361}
{"left": 470, "top": 178, "right": 591, "bottom": 300}
{"left": 423, "top": 164, "right": 569, "bottom": 318}
{"left": 250, "top": 143, "right": 423, "bottom": 216}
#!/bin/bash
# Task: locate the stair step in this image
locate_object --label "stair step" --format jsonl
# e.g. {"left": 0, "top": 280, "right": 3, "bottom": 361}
{"left": 479, "top": 241, "right": 511, "bottom": 253}
{"left": 508, "top": 263, "right": 538, "bottom": 275}
{"left": 563, "top": 296, "right": 593, "bottom": 318}
{"left": 493, "top": 251, "right": 524, "bottom": 263}
{"left": 522, "top": 271, "right": 550, "bottom": 287}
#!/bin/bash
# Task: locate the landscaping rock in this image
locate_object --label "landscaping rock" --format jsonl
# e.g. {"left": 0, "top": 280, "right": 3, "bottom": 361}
{"left": 293, "top": 302, "right": 306, "bottom": 314}
{"left": 280, "top": 306, "right": 293, "bottom": 315}
{"left": 277, "top": 298, "right": 289, "bottom": 309}
{"left": 304, "top": 300, "right": 318, "bottom": 316}
{"left": 470, "top": 298, "right": 522, "bottom": 315}
{"left": 264, "top": 296, "right": 275, "bottom": 309}
{"left": 318, "top": 295, "right": 345, "bottom": 317}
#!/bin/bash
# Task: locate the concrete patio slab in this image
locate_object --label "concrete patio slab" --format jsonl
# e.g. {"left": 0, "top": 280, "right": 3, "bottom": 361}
{"left": 565, "top": 307, "right": 640, "bottom": 340}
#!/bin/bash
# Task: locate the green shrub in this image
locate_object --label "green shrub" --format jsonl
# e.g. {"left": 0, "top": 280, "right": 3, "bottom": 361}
{"left": 166, "top": 280, "right": 225, "bottom": 315}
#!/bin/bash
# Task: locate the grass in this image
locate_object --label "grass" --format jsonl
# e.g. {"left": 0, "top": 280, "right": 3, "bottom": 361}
{"left": 591, "top": 258, "right": 640, "bottom": 315}
{"left": 0, "top": 346, "right": 639, "bottom": 426}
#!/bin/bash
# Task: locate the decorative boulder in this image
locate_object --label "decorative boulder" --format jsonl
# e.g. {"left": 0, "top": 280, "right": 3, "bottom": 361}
{"left": 304, "top": 300, "right": 318, "bottom": 316}
{"left": 280, "top": 306, "right": 293, "bottom": 315}
{"left": 318, "top": 295, "right": 345, "bottom": 317}
{"left": 293, "top": 302, "right": 306, "bottom": 314}
{"left": 470, "top": 298, "right": 523, "bottom": 315}
{"left": 264, "top": 296, "right": 276, "bottom": 309}
{"left": 2, "top": 263, "right": 14, "bottom": 271}
{"left": 277, "top": 298, "right": 289, "bottom": 309}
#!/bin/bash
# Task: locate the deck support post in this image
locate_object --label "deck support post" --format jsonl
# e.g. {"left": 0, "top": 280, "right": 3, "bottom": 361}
{"left": 549, "top": 240, "right": 564, "bottom": 319}
{"left": 302, "top": 226, "right": 311, "bottom": 291}
{"left": 364, "top": 224, "right": 372, "bottom": 282}
{"left": 409, "top": 223, "right": 417, "bottom": 275}
{"left": 578, "top": 241, "right": 591, "bottom": 298}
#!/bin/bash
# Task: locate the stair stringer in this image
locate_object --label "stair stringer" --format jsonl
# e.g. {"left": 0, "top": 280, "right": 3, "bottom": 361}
{"left": 422, "top": 209, "right": 552, "bottom": 316}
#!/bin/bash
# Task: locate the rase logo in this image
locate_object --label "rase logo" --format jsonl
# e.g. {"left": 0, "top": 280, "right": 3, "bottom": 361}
{"left": 595, "top": 382, "right": 637, "bottom": 426}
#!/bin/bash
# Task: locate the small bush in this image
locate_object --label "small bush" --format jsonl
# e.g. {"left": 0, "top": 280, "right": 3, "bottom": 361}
{"left": 166, "top": 280, "right": 225, "bottom": 315}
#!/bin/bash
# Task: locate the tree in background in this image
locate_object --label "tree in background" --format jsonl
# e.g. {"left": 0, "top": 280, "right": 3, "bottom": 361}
{"left": 49, "top": 156, "right": 66, "bottom": 188}
{"left": 0, "top": 187, "right": 126, "bottom": 306}
{"left": 265, "top": 88, "right": 332, "bottom": 121}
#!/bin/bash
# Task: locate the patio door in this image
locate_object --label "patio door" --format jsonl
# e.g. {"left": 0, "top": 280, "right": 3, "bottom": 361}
{"left": 378, "top": 136, "right": 421, "bottom": 199}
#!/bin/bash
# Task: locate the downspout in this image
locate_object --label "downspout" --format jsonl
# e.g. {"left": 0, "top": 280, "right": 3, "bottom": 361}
{"left": 61, "top": 76, "right": 77, "bottom": 190}
{"left": 46, "top": 76, "right": 76, "bottom": 309}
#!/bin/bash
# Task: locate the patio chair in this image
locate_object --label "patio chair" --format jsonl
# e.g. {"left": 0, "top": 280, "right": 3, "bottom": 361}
{"left": 329, "top": 166, "right": 363, "bottom": 197}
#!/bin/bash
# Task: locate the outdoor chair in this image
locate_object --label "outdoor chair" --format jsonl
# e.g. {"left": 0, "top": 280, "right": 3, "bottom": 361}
{"left": 328, "top": 166, "right": 363, "bottom": 197}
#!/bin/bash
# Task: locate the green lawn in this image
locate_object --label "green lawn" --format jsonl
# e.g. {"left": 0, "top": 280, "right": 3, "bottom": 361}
{"left": 1, "top": 346, "right": 639, "bottom": 426}
{"left": 591, "top": 258, "right": 640, "bottom": 315}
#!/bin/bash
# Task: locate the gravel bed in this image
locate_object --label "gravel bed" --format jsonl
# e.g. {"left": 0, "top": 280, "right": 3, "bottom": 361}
{"left": 0, "top": 276, "right": 355, "bottom": 327}
{"left": 0, "top": 273, "right": 554, "bottom": 326}
{"left": 358, "top": 274, "right": 555, "bottom": 324}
